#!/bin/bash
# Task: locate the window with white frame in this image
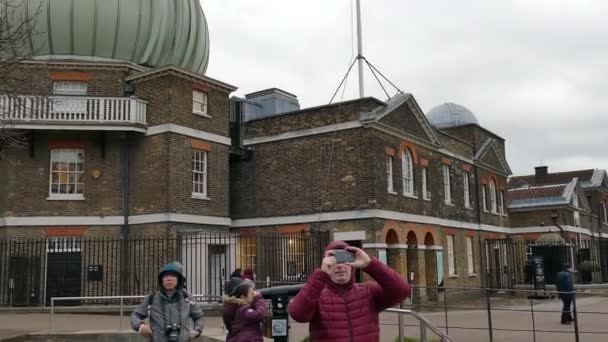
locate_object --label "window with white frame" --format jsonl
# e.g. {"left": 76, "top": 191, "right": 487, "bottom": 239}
{"left": 573, "top": 194, "right": 580, "bottom": 227}
{"left": 499, "top": 191, "right": 505, "bottom": 215}
{"left": 402, "top": 150, "right": 414, "bottom": 196}
{"left": 603, "top": 201, "right": 608, "bottom": 224}
{"left": 422, "top": 167, "right": 430, "bottom": 200}
{"left": 463, "top": 171, "right": 471, "bottom": 208}
{"left": 443, "top": 164, "right": 452, "bottom": 204}
{"left": 386, "top": 156, "right": 394, "bottom": 193}
{"left": 482, "top": 185, "right": 488, "bottom": 212}
{"left": 490, "top": 180, "right": 498, "bottom": 214}
{"left": 49, "top": 149, "right": 85, "bottom": 199}
{"left": 466, "top": 236, "right": 475, "bottom": 275}
{"left": 53, "top": 81, "right": 87, "bottom": 95}
{"left": 52, "top": 81, "right": 87, "bottom": 113}
{"left": 192, "top": 90, "right": 208, "bottom": 116}
{"left": 192, "top": 150, "right": 208, "bottom": 198}
{"left": 447, "top": 235, "right": 457, "bottom": 276}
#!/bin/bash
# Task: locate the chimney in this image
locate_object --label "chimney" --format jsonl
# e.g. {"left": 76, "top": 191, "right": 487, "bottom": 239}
{"left": 535, "top": 166, "right": 548, "bottom": 184}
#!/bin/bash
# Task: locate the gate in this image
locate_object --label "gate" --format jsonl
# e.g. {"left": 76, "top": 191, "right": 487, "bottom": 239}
{"left": 45, "top": 237, "right": 82, "bottom": 306}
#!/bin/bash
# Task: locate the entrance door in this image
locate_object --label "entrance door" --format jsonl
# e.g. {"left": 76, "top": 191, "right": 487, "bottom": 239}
{"left": 9, "top": 256, "right": 41, "bottom": 306}
{"left": 208, "top": 245, "right": 227, "bottom": 299}
{"left": 45, "top": 238, "right": 82, "bottom": 306}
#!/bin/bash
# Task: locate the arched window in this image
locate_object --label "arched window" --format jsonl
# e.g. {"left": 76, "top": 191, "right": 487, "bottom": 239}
{"left": 602, "top": 201, "right": 607, "bottom": 224}
{"left": 402, "top": 150, "right": 414, "bottom": 196}
{"left": 490, "top": 180, "right": 497, "bottom": 214}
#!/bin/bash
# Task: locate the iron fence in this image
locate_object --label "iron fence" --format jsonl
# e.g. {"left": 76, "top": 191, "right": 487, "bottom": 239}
{"left": 0, "top": 230, "right": 330, "bottom": 307}
{"left": 484, "top": 238, "right": 608, "bottom": 289}
{"left": 393, "top": 286, "right": 608, "bottom": 342}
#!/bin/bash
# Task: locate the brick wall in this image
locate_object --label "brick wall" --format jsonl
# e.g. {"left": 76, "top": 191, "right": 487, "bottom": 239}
{"left": 372, "top": 130, "right": 479, "bottom": 223}
{"left": 509, "top": 208, "right": 592, "bottom": 229}
{"left": 133, "top": 74, "right": 230, "bottom": 136}
{"left": 10, "top": 65, "right": 129, "bottom": 96}
{"left": 379, "top": 103, "right": 433, "bottom": 144}
{"left": 245, "top": 98, "right": 383, "bottom": 137}
{"left": 232, "top": 128, "right": 375, "bottom": 218}
{"left": 167, "top": 134, "right": 229, "bottom": 217}
{"left": 4, "top": 131, "right": 124, "bottom": 217}
{"left": 130, "top": 134, "right": 169, "bottom": 214}
{"left": 441, "top": 228, "right": 483, "bottom": 288}
{"left": 477, "top": 169, "right": 510, "bottom": 227}
{"left": 436, "top": 131, "right": 474, "bottom": 157}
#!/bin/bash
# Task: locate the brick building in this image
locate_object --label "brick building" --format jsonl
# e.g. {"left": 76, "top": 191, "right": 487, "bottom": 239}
{"left": 230, "top": 93, "right": 513, "bottom": 299}
{"left": 505, "top": 167, "right": 608, "bottom": 284}
{"left": 0, "top": 1, "right": 240, "bottom": 304}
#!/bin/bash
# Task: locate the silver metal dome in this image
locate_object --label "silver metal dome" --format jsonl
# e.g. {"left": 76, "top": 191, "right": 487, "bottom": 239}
{"left": 426, "top": 103, "right": 480, "bottom": 129}
{"left": 5, "top": 0, "right": 210, "bottom": 74}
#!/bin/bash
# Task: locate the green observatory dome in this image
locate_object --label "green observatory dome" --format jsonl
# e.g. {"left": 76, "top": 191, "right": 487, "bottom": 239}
{"left": 5, "top": 0, "right": 210, "bottom": 74}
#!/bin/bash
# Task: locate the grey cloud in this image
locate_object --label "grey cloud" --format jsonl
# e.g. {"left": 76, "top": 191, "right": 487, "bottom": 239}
{"left": 203, "top": 0, "right": 608, "bottom": 175}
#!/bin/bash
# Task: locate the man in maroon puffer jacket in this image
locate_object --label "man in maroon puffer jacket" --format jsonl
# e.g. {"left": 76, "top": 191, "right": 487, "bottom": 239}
{"left": 289, "top": 241, "right": 410, "bottom": 342}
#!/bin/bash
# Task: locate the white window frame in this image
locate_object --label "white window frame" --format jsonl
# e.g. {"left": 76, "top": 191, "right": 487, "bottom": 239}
{"left": 386, "top": 156, "right": 395, "bottom": 194}
{"left": 490, "top": 180, "right": 498, "bottom": 214}
{"left": 53, "top": 81, "right": 87, "bottom": 96}
{"left": 602, "top": 201, "right": 608, "bottom": 224}
{"left": 48, "top": 149, "right": 85, "bottom": 200}
{"left": 499, "top": 191, "right": 505, "bottom": 215}
{"left": 463, "top": 171, "right": 471, "bottom": 208}
{"left": 192, "top": 90, "right": 209, "bottom": 117}
{"left": 402, "top": 150, "right": 414, "bottom": 196}
{"left": 443, "top": 164, "right": 452, "bottom": 204}
{"left": 52, "top": 81, "right": 87, "bottom": 114}
{"left": 482, "top": 185, "right": 488, "bottom": 212}
{"left": 466, "top": 236, "right": 475, "bottom": 275}
{"left": 422, "top": 167, "right": 430, "bottom": 200}
{"left": 447, "top": 235, "right": 457, "bottom": 276}
{"left": 192, "top": 150, "right": 209, "bottom": 199}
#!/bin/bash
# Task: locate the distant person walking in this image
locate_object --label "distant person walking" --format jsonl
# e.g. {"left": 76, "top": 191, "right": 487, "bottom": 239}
{"left": 556, "top": 263, "right": 574, "bottom": 324}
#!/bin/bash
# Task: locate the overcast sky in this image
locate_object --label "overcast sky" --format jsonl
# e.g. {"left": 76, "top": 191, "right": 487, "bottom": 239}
{"left": 203, "top": 0, "right": 608, "bottom": 176}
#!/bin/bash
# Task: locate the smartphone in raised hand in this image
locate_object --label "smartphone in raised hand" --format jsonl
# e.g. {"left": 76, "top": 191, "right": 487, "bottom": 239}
{"left": 333, "top": 249, "right": 356, "bottom": 263}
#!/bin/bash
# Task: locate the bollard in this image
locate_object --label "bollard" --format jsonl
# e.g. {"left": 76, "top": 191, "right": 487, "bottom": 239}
{"left": 269, "top": 295, "right": 290, "bottom": 342}
{"left": 259, "top": 284, "right": 304, "bottom": 342}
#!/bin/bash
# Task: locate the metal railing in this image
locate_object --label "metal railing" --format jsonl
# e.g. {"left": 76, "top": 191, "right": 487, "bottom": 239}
{"left": 402, "top": 285, "right": 608, "bottom": 342}
{"left": 388, "top": 307, "right": 452, "bottom": 342}
{"left": 49, "top": 294, "right": 219, "bottom": 332}
{"left": 49, "top": 294, "right": 453, "bottom": 342}
{"left": 0, "top": 232, "right": 330, "bottom": 307}
{"left": 0, "top": 95, "right": 147, "bottom": 125}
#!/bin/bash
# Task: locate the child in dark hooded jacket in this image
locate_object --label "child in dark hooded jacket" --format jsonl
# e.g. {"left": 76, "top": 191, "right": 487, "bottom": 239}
{"left": 223, "top": 278, "right": 267, "bottom": 342}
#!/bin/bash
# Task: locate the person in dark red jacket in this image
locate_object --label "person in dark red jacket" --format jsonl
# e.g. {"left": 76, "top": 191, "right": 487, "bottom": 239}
{"left": 223, "top": 277, "right": 267, "bottom": 342}
{"left": 288, "top": 241, "right": 410, "bottom": 342}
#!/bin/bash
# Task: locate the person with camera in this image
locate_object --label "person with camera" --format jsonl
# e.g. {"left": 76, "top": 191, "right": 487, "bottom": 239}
{"left": 289, "top": 241, "right": 410, "bottom": 342}
{"left": 131, "top": 262, "right": 204, "bottom": 341}
{"left": 222, "top": 277, "right": 267, "bottom": 341}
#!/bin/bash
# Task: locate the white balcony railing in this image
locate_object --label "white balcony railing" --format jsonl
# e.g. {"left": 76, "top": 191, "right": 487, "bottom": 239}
{"left": 0, "top": 95, "right": 147, "bottom": 126}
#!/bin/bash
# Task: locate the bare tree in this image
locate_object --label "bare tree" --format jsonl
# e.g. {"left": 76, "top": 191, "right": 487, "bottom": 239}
{"left": 0, "top": 0, "right": 42, "bottom": 151}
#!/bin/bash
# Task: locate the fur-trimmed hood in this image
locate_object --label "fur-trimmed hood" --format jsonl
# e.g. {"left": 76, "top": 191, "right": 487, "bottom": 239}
{"left": 222, "top": 295, "right": 249, "bottom": 306}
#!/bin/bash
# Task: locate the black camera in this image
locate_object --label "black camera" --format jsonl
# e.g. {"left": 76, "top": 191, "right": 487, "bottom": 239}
{"left": 164, "top": 323, "right": 181, "bottom": 342}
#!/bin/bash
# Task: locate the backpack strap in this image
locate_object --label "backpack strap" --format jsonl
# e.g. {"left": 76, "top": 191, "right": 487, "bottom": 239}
{"left": 146, "top": 293, "right": 155, "bottom": 317}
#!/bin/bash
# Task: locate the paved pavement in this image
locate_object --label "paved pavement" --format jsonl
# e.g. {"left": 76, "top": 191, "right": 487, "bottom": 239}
{"left": 1, "top": 295, "right": 608, "bottom": 342}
